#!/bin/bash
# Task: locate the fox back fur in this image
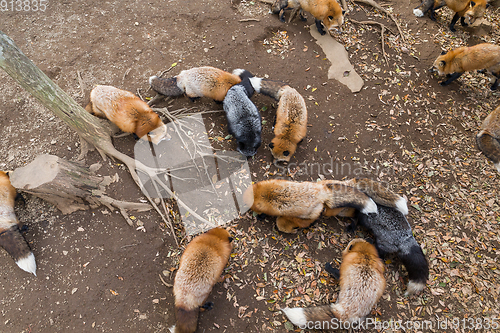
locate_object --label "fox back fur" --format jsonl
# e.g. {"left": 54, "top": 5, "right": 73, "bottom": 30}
{"left": 430, "top": 43, "right": 500, "bottom": 89}
{"left": 171, "top": 227, "right": 233, "bottom": 333}
{"left": 282, "top": 239, "right": 385, "bottom": 326}
{"left": 149, "top": 66, "right": 242, "bottom": 102}
{"left": 477, "top": 104, "right": 500, "bottom": 172}
{"left": 85, "top": 85, "right": 168, "bottom": 144}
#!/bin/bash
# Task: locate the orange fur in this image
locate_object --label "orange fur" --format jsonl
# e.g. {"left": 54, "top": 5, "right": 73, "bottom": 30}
{"left": 0, "top": 171, "right": 36, "bottom": 275}
{"left": 173, "top": 227, "right": 233, "bottom": 333}
{"left": 86, "top": 85, "right": 168, "bottom": 144}
{"left": 435, "top": 0, "right": 487, "bottom": 20}
{"left": 0, "top": 171, "right": 16, "bottom": 216}
{"left": 282, "top": 239, "right": 385, "bottom": 325}
{"left": 432, "top": 43, "right": 500, "bottom": 75}
{"left": 244, "top": 179, "right": 331, "bottom": 233}
{"left": 177, "top": 67, "right": 242, "bottom": 102}
{"left": 269, "top": 86, "right": 307, "bottom": 162}
{"left": 244, "top": 179, "right": 375, "bottom": 233}
{"left": 273, "top": 0, "right": 344, "bottom": 34}
{"left": 477, "top": 104, "right": 500, "bottom": 172}
{"left": 431, "top": 43, "right": 500, "bottom": 89}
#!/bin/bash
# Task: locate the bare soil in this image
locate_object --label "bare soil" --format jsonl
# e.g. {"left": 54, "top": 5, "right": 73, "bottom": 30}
{"left": 1, "top": 0, "right": 499, "bottom": 332}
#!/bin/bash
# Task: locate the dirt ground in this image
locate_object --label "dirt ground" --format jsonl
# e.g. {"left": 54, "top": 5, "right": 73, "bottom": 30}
{"left": 1, "top": 0, "right": 500, "bottom": 332}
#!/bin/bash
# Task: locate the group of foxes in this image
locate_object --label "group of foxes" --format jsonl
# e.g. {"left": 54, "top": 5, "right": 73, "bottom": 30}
{"left": 1, "top": 0, "right": 499, "bottom": 332}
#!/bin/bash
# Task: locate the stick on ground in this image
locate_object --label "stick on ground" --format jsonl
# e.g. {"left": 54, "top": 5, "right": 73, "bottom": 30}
{"left": 353, "top": 0, "right": 406, "bottom": 42}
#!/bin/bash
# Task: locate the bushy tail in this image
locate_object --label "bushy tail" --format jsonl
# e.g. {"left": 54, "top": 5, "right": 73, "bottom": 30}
{"left": 347, "top": 178, "right": 408, "bottom": 215}
{"left": 413, "top": 0, "right": 434, "bottom": 17}
{"left": 282, "top": 304, "right": 339, "bottom": 328}
{"left": 476, "top": 131, "right": 500, "bottom": 172}
{"left": 149, "top": 76, "right": 184, "bottom": 96}
{"left": 322, "top": 182, "right": 378, "bottom": 215}
{"left": 0, "top": 225, "right": 36, "bottom": 276}
{"left": 398, "top": 243, "right": 429, "bottom": 296}
{"left": 249, "top": 77, "right": 286, "bottom": 101}
{"left": 171, "top": 306, "right": 199, "bottom": 333}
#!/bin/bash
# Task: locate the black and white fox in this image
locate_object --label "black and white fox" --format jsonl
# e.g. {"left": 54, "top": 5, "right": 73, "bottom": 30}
{"left": 223, "top": 69, "right": 262, "bottom": 157}
{"left": 351, "top": 205, "right": 429, "bottom": 295}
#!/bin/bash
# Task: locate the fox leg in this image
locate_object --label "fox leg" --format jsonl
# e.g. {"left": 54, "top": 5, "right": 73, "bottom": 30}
{"left": 315, "top": 19, "right": 326, "bottom": 35}
{"left": 299, "top": 9, "right": 307, "bottom": 21}
{"left": 460, "top": 16, "right": 468, "bottom": 26}
{"left": 200, "top": 302, "right": 214, "bottom": 312}
{"left": 276, "top": 216, "right": 315, "bottom": 233}
{"left": 449, "top": 13, "right": 460, "bottom": 31}
{"left": 440, "top": 72, "right": 463, "bottom": 85}
{"left": 346, "top": 218, "right": 358, "bottom": 233}
{"left": 491, "top": 74, "right": 499, "bottom": 90}
{"left": 324, "top": 262, "right": 340, "bottom": 279}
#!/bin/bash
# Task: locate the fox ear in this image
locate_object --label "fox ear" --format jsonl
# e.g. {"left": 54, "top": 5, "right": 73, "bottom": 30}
{"left": 470, "top": 1, "right": 475, "bottom": 6}
{"left": 342, "top": 10, "right": 346, "bottom": 15}
{"left": 441, "top": 50, "right": 446, "bottom": 55}
{"left": 440, "top": 60, "right": 446, "bottom": 67}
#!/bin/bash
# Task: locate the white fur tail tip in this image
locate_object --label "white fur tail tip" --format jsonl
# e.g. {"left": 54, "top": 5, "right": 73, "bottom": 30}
{"left": 413, "top": 8, "right": 424, "bottom": 17}
{"left": 361, "top": 198, "right": 378, "bottom": 215}
{"left": 16, "top": 252, "right": 37, "bottom": 276}
{"left": 405, "top": 280, "right": 426, "bottom": 296}
{"left": 494, "top": 163, "right": 500, "bottom": 173}
{"left": 282, "top": 307, "right": 307, "bottom": 327}
{"left": 396, "top": 197, "right": 409, "bottom": 215}
{"left": 232, "top": 68, "right": 245, "bottom": 76}
{"left": 168, "top": 325, "right": 176, "bottom": 333}
{"left": 249, "top": 77, "right": 262, "bottom": 93}
{"left": 149, "top": 75, "right": 158, "bottom": 86}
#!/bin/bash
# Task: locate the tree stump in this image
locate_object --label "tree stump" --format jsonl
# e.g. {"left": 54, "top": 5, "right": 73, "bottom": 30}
{"left": 10, "top": 154, "right": 151, "bottom": 226}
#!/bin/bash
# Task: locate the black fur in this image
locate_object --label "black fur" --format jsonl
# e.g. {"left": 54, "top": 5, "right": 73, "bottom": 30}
{"left": 200, "top": 301, "right": 214, "bottom": 311}
{"left": 353, "top": 205, "right": 429, "bottom": 292}
{"left": 324, "top": 262, "right": 340, "bottom": 280}
{"left": 315, "top": 19, "right": 326, "bottom": 35}
{"left": 440, "top": 72, "right": 463, "bottom": 86}
{"left": 398, "top": 244, "right": 429, "bottom": 286}
{"left": 223, "top": 73, "right": 262, "bottom": 157}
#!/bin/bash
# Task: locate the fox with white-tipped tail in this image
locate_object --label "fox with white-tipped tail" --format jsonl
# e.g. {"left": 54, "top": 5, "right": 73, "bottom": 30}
{"left": 243, "top": 179, "right": 378, "bottom": 233}
{"left": 249, "top": 77, "right": 307, "bottom": 163}
{"left": 282, "top": 239, "right": 385, "bottom": 328}
{"left": 351, "top": 205, "right": 429, "bottom": 295}
{"left": 0, "top": 171, "right": 36, "bottom": 276}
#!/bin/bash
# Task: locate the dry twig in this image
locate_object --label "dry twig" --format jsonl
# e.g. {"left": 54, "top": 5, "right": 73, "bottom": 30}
{"left": 353, "top": 0, "right": 406, "bottom": 42}
{"left": 350, "top": 19, "right": 391, "bottom": 64}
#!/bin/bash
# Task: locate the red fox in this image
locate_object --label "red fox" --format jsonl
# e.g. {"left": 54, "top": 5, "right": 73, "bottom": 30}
{"left": 171, "top": 227, "right": 233, "bottom": 333}
{"left": 477, "top": 104, "right": 500, "bottom": 172}
{"left": 272, "top": 0, "right": 344, "bottom": 35}
{"left": 413, "top": 0, "right": 489, "bottom": 32}
{"left": 249, "top": 78, "right": 307, "bottom": 162}
{"left": 430, "top": 43, "right": 500, "bottom": 90}
{"left": 149, "top": 66, "right": 242, "bottom": 102}
{"left": 85, "top": 85, "right": 168, "bottom": 144}
{"left": 0, "top": 171, "right": 36, "bottom": 275}
{"left": 243, "top": 179, "right": 377, "bottom": 233}
{"left": 282, "top": 239, "right": 385, "bottom": 326}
